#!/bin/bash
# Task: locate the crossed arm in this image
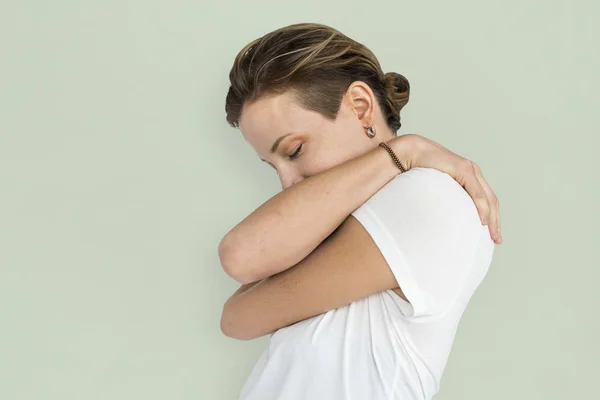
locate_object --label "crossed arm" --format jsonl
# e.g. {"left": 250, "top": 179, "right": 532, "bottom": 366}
{"left": 220, "top": 212, "right": 405, "bottom": 340}
{"left": 219, "top": 134, "right": 500, "bottom": 340}
{"left": 218, "top": 135, "right": 410, "bottom": 285}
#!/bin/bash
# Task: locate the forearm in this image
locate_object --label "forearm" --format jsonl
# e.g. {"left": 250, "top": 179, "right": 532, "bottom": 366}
{"left": 219, "top": 134, "right": 417, "bottom": 284}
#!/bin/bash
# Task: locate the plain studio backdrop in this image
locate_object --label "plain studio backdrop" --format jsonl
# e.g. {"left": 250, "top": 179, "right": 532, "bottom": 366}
{"left": 1, "top": 1, "right": 598, "bottom": 399}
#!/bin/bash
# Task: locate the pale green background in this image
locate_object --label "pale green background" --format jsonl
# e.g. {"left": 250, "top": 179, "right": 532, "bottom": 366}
{"left": 1, "top": 1, "right": 598, "bottom": 399}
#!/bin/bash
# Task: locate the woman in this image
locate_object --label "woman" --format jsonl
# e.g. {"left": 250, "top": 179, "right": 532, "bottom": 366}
{"left": 219, "top": 23, "right": 500, "bottom": 400}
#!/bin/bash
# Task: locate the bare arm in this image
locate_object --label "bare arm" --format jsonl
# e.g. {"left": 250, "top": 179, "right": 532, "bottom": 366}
{"left": 220, "top": 214, "right": 403, "bottom": 340}
{"left": 218, "top": 135, "right": 415, "bottom": 284}
{"left": 220, "top": 168, "right": 486, "bottom": 340}
{"left": 219, "top": 134, "right": 502, "bottom": 285}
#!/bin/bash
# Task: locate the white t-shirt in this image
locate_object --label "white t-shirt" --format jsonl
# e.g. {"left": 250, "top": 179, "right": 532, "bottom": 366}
{"left": 239, "top": 167, "right": 495, "bottom": 400}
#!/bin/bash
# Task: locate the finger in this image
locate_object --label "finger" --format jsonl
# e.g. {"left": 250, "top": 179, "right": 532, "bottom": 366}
{"left": 472, "top": 162, "right": 501, "bottom": 243}
{"left": 459, "top": 159, "right": 490, "bottom": 226}
{"left": 491, "top": 191, "right": 501, "bottom": 243}
{"left": 494, "top": 192, "right": 501, "bottom": 243}
{"left": 473, "top": 163, "right": 500, "bottom": 242}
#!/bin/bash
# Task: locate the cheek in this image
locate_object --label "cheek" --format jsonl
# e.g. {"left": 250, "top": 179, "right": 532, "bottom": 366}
{"left": 302, "top": 144, "right": 350, "bottom": 177}
{"left": 302, "top": 120, "right": 364, "bottom": 177}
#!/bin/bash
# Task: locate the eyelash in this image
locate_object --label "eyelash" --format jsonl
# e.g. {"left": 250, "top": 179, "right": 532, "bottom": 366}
{"left": 289, "top": 144, "right": 303, "bottom": 160}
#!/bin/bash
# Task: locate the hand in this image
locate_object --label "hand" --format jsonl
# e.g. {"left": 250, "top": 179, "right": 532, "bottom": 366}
{"left": 391, "top": 134, "right": 502, "bottom": 244}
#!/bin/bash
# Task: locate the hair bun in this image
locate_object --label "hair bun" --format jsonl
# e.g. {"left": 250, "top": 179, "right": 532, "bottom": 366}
{"left": 383, "top": 72, "right": 410, "bottom": 131}
{"left": 384, "top": 72, "right": 410, "bottom": 97}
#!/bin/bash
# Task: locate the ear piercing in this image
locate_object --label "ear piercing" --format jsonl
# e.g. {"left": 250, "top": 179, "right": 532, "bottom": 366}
{"left": 365, "top": 125, "right": 376, "bottom": 138}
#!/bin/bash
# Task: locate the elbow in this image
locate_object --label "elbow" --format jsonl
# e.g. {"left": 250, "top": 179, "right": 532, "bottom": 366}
{"left": 220, "top": 301, "right": 256, "bottom": 341}
{"left": 221, "top": 319, "right": 254, "bottom": 341}
{"left": 218, "top": 235, "right": 257, "bottom": 284}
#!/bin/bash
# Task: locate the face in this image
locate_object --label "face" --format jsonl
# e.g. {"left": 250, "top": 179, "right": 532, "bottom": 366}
{"left": 238, "top": 83, "right": 393, "bottom": 190}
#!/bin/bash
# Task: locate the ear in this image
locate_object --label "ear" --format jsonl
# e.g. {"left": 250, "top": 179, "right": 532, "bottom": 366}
{"left": 343, "top": 81, "right": 376, "bottom": 127}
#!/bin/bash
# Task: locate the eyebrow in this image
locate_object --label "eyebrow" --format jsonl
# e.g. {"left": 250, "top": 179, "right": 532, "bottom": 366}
{"left": 260, "top": 133, "right": 293, "bottom": 162}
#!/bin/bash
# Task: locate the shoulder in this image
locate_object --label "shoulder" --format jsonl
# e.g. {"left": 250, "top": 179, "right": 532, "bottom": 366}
{"left": 385, "top": 167, "right": 468, "bottom": 197}
{"left": 356, "top": 167, "right": 480, "bottom": 226}
{"left": 348, "top": 169, "right": 491, "bottom": 318}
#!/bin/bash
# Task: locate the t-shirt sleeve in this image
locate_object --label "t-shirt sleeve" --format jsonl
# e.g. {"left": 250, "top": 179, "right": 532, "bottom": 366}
{"left": 350, "top": 167, "right": 488, "bottom": 318}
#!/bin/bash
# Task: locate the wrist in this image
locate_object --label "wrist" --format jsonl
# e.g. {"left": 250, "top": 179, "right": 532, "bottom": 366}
{"left": 387, "top": 134, "right": 419, "bottom": 171}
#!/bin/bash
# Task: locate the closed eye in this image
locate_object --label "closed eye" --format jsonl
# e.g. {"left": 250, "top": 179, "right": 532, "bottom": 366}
{"left": 289, "top": 144, "right": 303, "bottom": 160}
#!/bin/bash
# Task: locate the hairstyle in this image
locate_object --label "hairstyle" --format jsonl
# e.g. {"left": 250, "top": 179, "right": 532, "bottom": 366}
{"left": 225, "top": 23, "right": 410, "bottom": 135}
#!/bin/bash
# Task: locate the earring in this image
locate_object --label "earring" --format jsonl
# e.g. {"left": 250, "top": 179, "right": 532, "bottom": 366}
{"left": 365, "top": 125, "right": 376, "bottom": 138}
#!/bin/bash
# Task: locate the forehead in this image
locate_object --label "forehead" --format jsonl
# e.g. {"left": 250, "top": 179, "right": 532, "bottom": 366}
{"left": 239, "top": 91, "right": 303, "bottom": 134}
{"left": 239, "top": 91, "right": 322, "bottom": 155}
